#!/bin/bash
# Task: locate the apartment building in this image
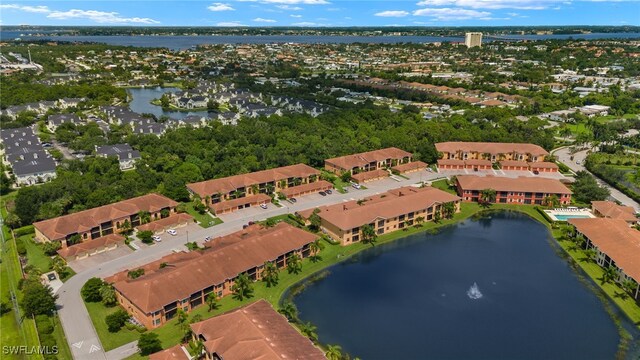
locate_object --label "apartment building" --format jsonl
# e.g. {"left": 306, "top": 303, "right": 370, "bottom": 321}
{"left": 107, "top": 222, "right": 317, "bottom": 328}
{"left": 324, "top": 147, "right": 413, "bottom": 176}
{"left": 568, "top": 218, "right": 640, "bottom": 300}
{"left": 436, "top": 142, "right": 549, "bottom": 163}
{"left": 33, "top": 193, "right": 178, "bottom": 246}
{"left": 188, "top": 300, "right": 325, "bottom": 360}
{"left": 591, "top": 201, "right": 638, "bottom": 224}
{"left": 186, "top": 164, "right": 320, "bottom": 214}
{"left": 465, "top": 32, "right": 483, "bottom": 48}
{"left": 455, "top": 175, "right": 572, "bottom": 205}
{"left": 299, "top": 186, "right": 461, "bottom": 245}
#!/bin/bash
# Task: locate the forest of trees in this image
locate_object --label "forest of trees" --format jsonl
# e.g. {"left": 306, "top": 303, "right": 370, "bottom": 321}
{"left": 7, "top": 106, "right": 556, "bottom": 227}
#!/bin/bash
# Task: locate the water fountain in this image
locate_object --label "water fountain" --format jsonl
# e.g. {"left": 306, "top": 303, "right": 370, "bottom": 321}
{"left": 467, "top": 282, "right": 483, "bottom": 300}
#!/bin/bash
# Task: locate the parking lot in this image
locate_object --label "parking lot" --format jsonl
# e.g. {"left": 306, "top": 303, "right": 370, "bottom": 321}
{"left": 68, "top": 246, "right": 134, "bottom": 273}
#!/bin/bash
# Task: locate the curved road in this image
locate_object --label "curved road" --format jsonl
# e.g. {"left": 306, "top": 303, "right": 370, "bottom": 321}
{"left": 552, "top": 147, "right": 640, "bottom": 212}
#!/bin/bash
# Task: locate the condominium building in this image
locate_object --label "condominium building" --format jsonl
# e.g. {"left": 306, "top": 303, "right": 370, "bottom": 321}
{"left": 324, "top": 147, "right": 414, "bottom": 176}
{"left": 568, "top": 218, "right": 640, "bottom": 300}
{"left": 186, "top": 164, "right": 322, "bottom": 214}
{"left": 189, "top": 300, "right": 325, "bottom": 360}
{"left": 465, "top": 32, "right": 483, "bottom": 48}
{"left": 455, "top": 175, "right": 572, "bottom": 205}
{"left": 299, "top": 186, "right": 461, "bottom": 245}
{"left": 591, "top": 201, "right": 638, "bottom": 224}
{"left": 33, "top": 193, "right": 179, "bottom": 246}
{"left": 436, "top": 142, "right": 549, "bottom": 163}
{"left": 107, "top": 222, "right": 317, "bottom": 328}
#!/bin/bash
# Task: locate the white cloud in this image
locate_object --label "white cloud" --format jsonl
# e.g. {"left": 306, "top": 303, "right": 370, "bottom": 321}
{"left": 276, "top": 4, "right": 303, "bottom": 10}
{"left": 47, "top": 9, "right": 160, "bottom": 24}
{"left": 413, "top": 7, "right": 491, "bottom": 20}
{"left": 291, "top": 21, "right": 327, "bottom": 26}
{"left": 374, "top": 10, "right": 410, "bottom": 17}
{"left": 207, "top": 3, "right": 235, "bottom": 11}
{"left": 261, "top": 0, "right": 329, "bottom": 4}
{"left": 215, "top": 21, "right": 247, "bottom": 26}
{"left": 253, "top": 17, "right": 277, "bottom": 22}
{"left": 0, "top": 4, "right": 50, "bottom": 13}
{"left": 290, "top": 14, "right": 303, "bottom": 17}
{"left": 416, "top": 0, "right": 551, "bottom": 10}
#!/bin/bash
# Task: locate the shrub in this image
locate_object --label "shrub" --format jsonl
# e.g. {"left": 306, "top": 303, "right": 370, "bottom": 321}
{"left": 21, "top": 282, "right": 58, "bottom": 316}
{"left": 81, "top": 278, "right": 104, "bottom": 302}
{"left": 15, "top": 238, "right": 26, "bottom": 256}
{"left": 0, "top": 301, "right": 11, "bottom": 315}
{"left": 105, "top": 309, "right": 130, "bottom": 333}
{"left": 128, "top": 268, "right": 145, "bottom": 279}
{"left": 138, "top": 333, "right": 162, "bottom": 355}
{"left": 39, "top": 333, "right": 57, "bottom": 349}
{"left": 43, "top": 241, "right": 62, "bottom": 256}
{"left": 35, "top": 314, "right": 54, "bottom": 334}
{"left": 137, "top": 230, "right": 154, "bottom": 244}
{"left": 14, "top": 225, "right": 35, "bottom": 237}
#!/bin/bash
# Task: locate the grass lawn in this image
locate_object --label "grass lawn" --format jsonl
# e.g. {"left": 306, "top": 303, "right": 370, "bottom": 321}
{"left": 320, "top": 170, "right": 349, "bottom": 194}
{"left": 566, "top": 122, "right": 591, "bottom": 136}
{"left": 430, "top": 179, "right": 457, "bottom": 195}
{"left": 19, "top": 234, "right": 52, "bottom": 273}
{"left": 52, "top": 315, "right": 73, "bottom": 360}
{"left": 182, "top": 203, "right": 220, "bottom": 228}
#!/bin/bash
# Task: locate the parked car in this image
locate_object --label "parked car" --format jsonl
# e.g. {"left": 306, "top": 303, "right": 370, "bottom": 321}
{"left": 167, "top": 229, "right": 177, "bottom": 236}
{"left": 319, "top": 191, "right": 327, "bottom": 196}
{"left": 325, "top": 189, "right": 332, "bottom": 195}
{"left": 351, "top": 183, "right": 361, "bottom": 190}
{"left": 290, "top": 198, "right": 297, "bottom": 203}
{"left": 152, "top": 235, "right": 162, "bottom": 242}
{"left": 248, "top": 221, "right": 256, "bottom": 225}
{"left": 204, "top": 236, "right": 212, "bottom": 242}
{"left": 260, "top": 203, "right": 268, "bottom": 209}
{"left": 533, "top": 170, "right": 540, "bottom": 175}
{"left": 47, "top": 273, "right": 57, "bottom": 281}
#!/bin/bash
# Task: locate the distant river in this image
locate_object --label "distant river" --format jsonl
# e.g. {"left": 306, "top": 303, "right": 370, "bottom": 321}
{"left": 2, "top": 31, "right": 639, "bottom": 50}
{"left": 291, "top": 212, "right": 639, "bottom": 359}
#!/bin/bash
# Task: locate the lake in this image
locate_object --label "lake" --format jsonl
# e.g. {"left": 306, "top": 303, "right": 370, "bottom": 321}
{"left": 2, "top": 32, "right": 639, "bottom": 50}
{"left": 292, "top": 211, "right": 637, "bottom": 360}
{"left": 127, "top": 87, "right": 211, "bottom": 119}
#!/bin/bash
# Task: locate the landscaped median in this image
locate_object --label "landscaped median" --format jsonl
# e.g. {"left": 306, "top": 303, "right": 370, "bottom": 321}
{"left": 80, "top": 202, "right": 639, "bottom": 359}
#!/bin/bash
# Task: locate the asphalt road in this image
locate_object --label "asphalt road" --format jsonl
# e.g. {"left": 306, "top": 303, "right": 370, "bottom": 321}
{"left": 59, "top": 171, "right": 444, "bottom": 360}
{"left": 553, "top": 147, "right": 640, "bottom": 212}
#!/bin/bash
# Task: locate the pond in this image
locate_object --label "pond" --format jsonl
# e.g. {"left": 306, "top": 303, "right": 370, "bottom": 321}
{"left": 126, "top": 87, "right": 211, "bottom": 120}
{"left": 292, "top": 212, "right": 636, "bottom": 360}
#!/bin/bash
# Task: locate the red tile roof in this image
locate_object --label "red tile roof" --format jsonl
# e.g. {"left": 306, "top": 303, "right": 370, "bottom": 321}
{"left": 34, "top": 194, "right": 178, "bottom": 241}
{"left": 148, "top": 345, "right": 190, "bottom": 360}
{"left": 325, "top": 147, "right": 412, "bottom": 171}
{"left": 57, "top": 233, "right": 125, "bottom": 259}
{"left": 111, "top": 223, "right": 317, "bottom": 313}
{"left": 392, "top": 161, "right": 427, "bottom": 173}
{"left": 136, "top": 213, "right": 193, "bottom": 232}
{"left": 529, "top": 162, "right": 559, "bottom": 169}
{"left": 456, "top": 175, "right": 572, "bottom": 194}
{"left": 190, "top": 300, "right": 325, "bottom": 360}
{"left": 591, "top": 201, "right": 637, "bottom": 222}
{"left": 568, "top": 218, "right": 640, "bottom": 283}
{"left": 351, "top": 169, "right": 389, "bottom": 183}
{"left": 210, "top": 194, "right": 271, "bottom": 213}
{"left": 280, "top": 180, "right": 333, "bottom": 197}
{"left": 187, "top": 164, "right": 319, "bottom": 198}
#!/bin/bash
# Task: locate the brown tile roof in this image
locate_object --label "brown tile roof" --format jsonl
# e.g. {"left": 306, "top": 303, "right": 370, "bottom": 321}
{"left": 568, "top": 218, "right": 640, "bottom": 283}
{"left": 302, "top": 186, "right": 460, "bottom": 231}
{"left": 456, "top": 175, "right": 572, "bottom": 194}
{"left": 436, "top": 142, "right": 549, "bottom": 156}
{"left": 57, "top": 233, "right": 125, "bottom": 259}
{"left": 34, "top": 194, "right": 178, "bottom": 242}
{"left": 281, "top": 180, "right": 333, "bottom": 198}
{"left": 499, "top": 160, "right": 529, "bottom": 167}
{"left": 325, "top": 147, "right": 412, "bottom": 171}
{"left": 464, "top": 159, "right": 492, "bottom": 166}
{"left": 190, "top": 300, "right": 325, "bottom": 360}
{"left": 210, "top": 194, "right": 271, "bottom": 213}
{"left": 351, "top": 169, "right": 389, "bottom": 183}
{"left": 136, "top": 213, "right": 193, "bottom": 233}
{"left": 148, "top": 345, "right": 190, "bottom": 360}
{"left": 392, "top": 161, "right": 428, "bottom": 173}
{"left": 479, "top": 99, "right": 507, "bottom": 107}
{"left": 187, "top": 164, "right": 319, "bottom": 198}
{"left": 437, "top": 159, "right": 466, "bottom": 166}
{"left": 591, "top": 201, "right": 637, "bottom": 222}
{"left": 111, "top": 223, "right": 317, "bottom": 313}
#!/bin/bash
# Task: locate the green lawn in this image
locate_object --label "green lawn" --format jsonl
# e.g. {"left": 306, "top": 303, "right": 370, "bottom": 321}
{"left": 430, "top": 179, "right": 457, "bottom": 195}
{"left": 320, "top": 170, "right": 349, "bottom": 194}
{"left": 19, "top": 234, "right": 52, "bottom": 273}
{"left": 182, "top": 202, "right": 220, "bottom": 228}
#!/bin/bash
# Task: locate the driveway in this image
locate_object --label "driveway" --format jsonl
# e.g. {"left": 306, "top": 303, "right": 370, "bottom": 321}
{"left": 553, "top": 147, "right": 640, "bottom": 212}
{"left": 68, "top": 247, "right": 133, "bottom": 273}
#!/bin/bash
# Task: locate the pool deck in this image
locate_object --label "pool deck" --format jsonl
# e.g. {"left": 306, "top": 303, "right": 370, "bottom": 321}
{"left": 544, "top": 208, "right": 596, "bottom": 222}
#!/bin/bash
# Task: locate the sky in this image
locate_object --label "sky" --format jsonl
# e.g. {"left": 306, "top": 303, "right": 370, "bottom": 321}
{"left": 0, "top": 0, "right": 638, "bottom": 27}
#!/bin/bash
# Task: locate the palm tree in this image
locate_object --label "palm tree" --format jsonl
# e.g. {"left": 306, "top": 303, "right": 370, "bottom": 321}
{"left": 279, "top": 301, "right": 298, "bottom": 322}
{"left": 601, "top": 265, "right": 618, "bottom": 285}
{"left": 584, "top": 248, "right": 598, "bottom": 263}
{"left": 325, "top": 344, "right": 343, "bottom": 360}
{"left": 402, "top": 220, "right": 410, "bottom": 231}
{"left": 479, "top": 188, "right": 497, "bottom": 207}
{"left": 231, "top": 273, "right": 254, "bottom": 301}
{"left": 300, "top": 322, "right": 318, "bottom": 342}
{"left": 559, "top": 126, "right": 572, "bottom": 141}
{"left": 262, "top": 261, "right": 279, "bottom": 287}
{"left": 206, "top": 293, "right": 219, "bottom": 312}
{"left": 287, "top": 253, "right": 302, "bottom": 275}
{"left": 543, "top": 195, "right": 560, "bottom": 208}
{"left": 442, "top": 202, "right": 456, "bottom": 219}
{"left": 621, "top": 279, "right": 638, "bottom": 298}
{"left": 414, "top": 216, "right": 425, "bottom": 228}
{"left": 138, "top": 211, "right": 151, "bottom": 224}
{"left": 251, "top": 184, "right": 259, "bottom": 195}
{"left": 192, "top": 339, "right": 205, "bottom": 358}
{"left": 309, "top": 238, "right": 325, "bottom": 262}
{"left": 361, "top": 224, "right": 377, "bottom": 246}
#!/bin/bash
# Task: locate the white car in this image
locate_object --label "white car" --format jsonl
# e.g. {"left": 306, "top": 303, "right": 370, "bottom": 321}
{"left": 167, "top": 229, "right": 177, "bottom": 236}
{"left": 260, "top": 203, "right": 268, "bottom": 209}
{"left": 152, "top": 235, "right": 161, "bottom": 242}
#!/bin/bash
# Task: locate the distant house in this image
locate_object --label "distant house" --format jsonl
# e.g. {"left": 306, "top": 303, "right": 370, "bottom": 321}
{"left": 95, "top": 144, "right": 141, "bottom": 170}
{"left": 47, "top": 114, "right": 82, "bottom": 132}
{"left": 0, "top": 127, "right": 57, "bottom": 186}
{"left": 56, "top": 97, "right": 85, "bottom": 109}
{"left": 12, "top": 155, "right": 57, "bottom": 186}
{"left": 217, "top": 111, "right": 240, "bottom": 126}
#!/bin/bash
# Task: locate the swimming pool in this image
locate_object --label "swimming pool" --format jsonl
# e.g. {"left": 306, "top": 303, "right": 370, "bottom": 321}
{"left": 544, "top": 209, "right": 596, "bottom": 222}
{"left": 553, "top": 214, "right": 593, "bottom": 221}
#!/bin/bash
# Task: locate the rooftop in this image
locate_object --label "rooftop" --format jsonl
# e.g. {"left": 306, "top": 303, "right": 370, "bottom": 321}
{"left": 436, "top": 142, "right": 548, "bottom": 156}
{"left": 325, "top": 147, "right": 412, "bottom": 170}
{"left": 456, "top": 175, "right": 572, "bottom": 194}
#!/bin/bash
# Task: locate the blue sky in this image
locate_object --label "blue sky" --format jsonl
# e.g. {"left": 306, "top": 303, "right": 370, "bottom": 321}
{"left": 1, "top": 1, "right": 638, "bottom": 26}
